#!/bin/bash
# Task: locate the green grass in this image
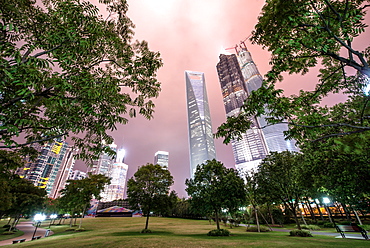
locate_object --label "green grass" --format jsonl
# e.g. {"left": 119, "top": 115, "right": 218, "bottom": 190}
{"left": 1, "top": 217, "right": 370, "bottom": 247}
{"left": 0, "top": 219, "right": 24, "bottom": 241}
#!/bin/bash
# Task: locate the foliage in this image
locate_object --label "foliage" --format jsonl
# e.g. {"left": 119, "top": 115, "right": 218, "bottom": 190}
{"left": 299, "top": 224, "right": 321, "bottom": 230}
{"left": 255, "top": 151, "right": 314, "bottom": 230}
{"left": 59, "top": 173, "right": 110, "bottom": 228}
{"left": 289, "top": 229, "right": 313, "bottom": 237}
{"left": 0, "top": 0, "right": 162, "bottom": 161}
{"left": 246, "top": 226, "right": 271, "bottom": 232}
{"left": 323, "top": 222, "right": 335, "bottom": 228}
{"left": 207, "top": 229, "right": 230, "bottom": 236}
{"left": 140, "top": 229, "right": 152, "bottom": 233}
{"left": 127, "top": 163, "right": 174, "bottom": 230}
{"left": 216, "top": 0, "right": 370, "bottom": 147}
{"left": 185, "top": 159, "right": 246, "bottom": 230}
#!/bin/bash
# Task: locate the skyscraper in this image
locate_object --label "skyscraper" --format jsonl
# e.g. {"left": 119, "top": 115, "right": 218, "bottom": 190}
{"left": 154, "top": 151, "right": 169, "bottom": 169}
{"left": 17, "top": 138, "right": 71, "bottom": 197}
{"left": 216, "top": 43, "right": 298, "bottom": 172}
{"left": 185, "top": 70, "right": 216, "bottom": 178}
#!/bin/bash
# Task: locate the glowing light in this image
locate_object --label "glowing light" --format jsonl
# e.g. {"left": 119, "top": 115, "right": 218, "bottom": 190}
{"left": 323, "top": 197, "right": 330, "bottom": 204}
{"left": 116, "top": 148, "right": 126, "bottom": 163}
{"left": 34, "top": 213, "right": 46, "bottom": 222}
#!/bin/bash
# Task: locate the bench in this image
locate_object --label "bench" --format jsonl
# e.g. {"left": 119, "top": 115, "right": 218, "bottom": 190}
{"left": 12, "top": 238, "right": 26, "bottom": 244}
{"left": 31, "top": 236, "right": 41, "bottom": 241}
{"left": 336, "top": 224, "right": 369, "bottom": 240}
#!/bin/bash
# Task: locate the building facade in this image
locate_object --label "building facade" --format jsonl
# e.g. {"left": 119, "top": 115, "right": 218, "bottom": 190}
{"left": 17, "top": 139, "right": 71, "bottom": 197}
{"left": 185, "top": 70, "right": 216, "bottom": 178}
{"left": 154, "top": 151, "right": 169, "bottom": 169}
{"left": 216, "top": 43, "right": 298, "bottom": 173}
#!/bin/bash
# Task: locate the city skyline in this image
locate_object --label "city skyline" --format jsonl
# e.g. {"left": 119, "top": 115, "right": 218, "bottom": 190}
{"left": 73, "top": 0, "right": 369, "bottom": 198}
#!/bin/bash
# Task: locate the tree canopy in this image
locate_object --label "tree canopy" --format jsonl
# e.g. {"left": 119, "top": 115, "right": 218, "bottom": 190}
{"left": 216, "top": 0, "right": 370, "bottom": 147}
{"left": 185, "top": 159, "right": 246, "bottom": 230}
{"left": 0, "top": 0, "right": 162, "bottom": 161}
{"left": 127, "top": 163, "right": 174, "bottom": 231}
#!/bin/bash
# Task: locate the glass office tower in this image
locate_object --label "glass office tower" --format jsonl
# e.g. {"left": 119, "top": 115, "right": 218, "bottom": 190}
{"left": 185, "top": 70, "right": 216, "bottom": 178}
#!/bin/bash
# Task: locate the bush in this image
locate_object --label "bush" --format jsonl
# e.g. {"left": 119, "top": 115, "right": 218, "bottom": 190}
{"left": 338, "top": 221, "right": 351, "bottom": 225}
{"left": 140, "top": 229, "right": 152, "bottom": 233}
{"left": 323, "top": 222, "right": 335, "bottom": 228}
{"left": 2, "top": 225, "right": 11, "bottom": 229}
{"left": 289, "top": 229, "right": 313, "bottom": 237}
{"left": 207, "top": 229, "right": 230, "bottom": 236}
{"left": 65, "top": 228, "right": 76, "bottom": 231}
{"left": 2, "top": 231, "right": 15, "bottom": 235}
{"left": 246, "top": 226, "right": 270, "bottom": 232}
{"left": 299, "top": 225, "right": 321, "bottom": 230}
{"left": 75, "top": 228, "right": 86, "bottom": 232}
{"left": 359, "top": 225, "right": 370, "bottom": 231}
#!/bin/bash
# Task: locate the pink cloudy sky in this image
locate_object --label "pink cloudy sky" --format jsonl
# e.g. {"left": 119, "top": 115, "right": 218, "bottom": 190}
{"left": 80, "top": 0, "right": 369, "bottom": 197}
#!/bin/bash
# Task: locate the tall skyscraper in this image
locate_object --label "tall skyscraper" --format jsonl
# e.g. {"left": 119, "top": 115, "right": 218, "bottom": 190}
{"left": 154, "top": 151, "right": 169, "bottom": 169}
{"left": 17, "top": 138, "right": 71, "bottom": 197}
{"left": 185, "top": 70, "right": 216, "bottom": 178}
{"left": 216, "top": 43, "right": 298, "bottom": 172}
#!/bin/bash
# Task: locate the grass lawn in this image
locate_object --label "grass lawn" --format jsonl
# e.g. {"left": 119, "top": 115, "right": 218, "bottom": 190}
{"left": 2, "top": 217, "right": 369, "bottom": 248}
{"left": 0, "top": 220, "right": 24, "bottom": 241}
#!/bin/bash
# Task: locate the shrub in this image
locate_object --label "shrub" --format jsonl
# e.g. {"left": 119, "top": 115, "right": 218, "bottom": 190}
{"left": 246, "top": 226, "right": 270, "bottom": 232}
{"left": 289, "top": 229, "right": 313, "bottom": 237}
{"left": 338, "top": 221, "right": 351, "bottom": 225}
{"left": 317, "top": 221, "right": 326, "bottom": 226}
{"left": 207, "top": 229, "right": 230, "bottom": 236}
{"left": 75, "top": 228, "right": 86, "bottom": 232}
{"left": 2, "top": 225, "right": 11, "bottom": 229}
{"left": 323, "top": 222, "right": 335, "bottom": 228}
{"left": 2, "top": 231, "right": 15, "bottom": 235}
{"left": 359, "top": 225, "right": 370, "bottom": 231}
{"left": 65, "top": 228, "right": 76, "bottom": 231}
{"left": 140, "top": 229, "right": 152, "bottom": 233}
{"left": 299, "top": 225, "right": 321, "bottom": 230}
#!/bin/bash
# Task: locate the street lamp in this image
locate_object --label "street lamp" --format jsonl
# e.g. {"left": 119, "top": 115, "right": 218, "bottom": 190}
{"left": 49, "top": 214, "right": 57, "bottom": 228}
{"left": 32, "top": 213, "right": 46, "bottom": 240}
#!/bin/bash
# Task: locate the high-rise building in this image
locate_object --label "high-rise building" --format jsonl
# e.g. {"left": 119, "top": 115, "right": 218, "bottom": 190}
{"left": 101, "top": 148, "right": 128, "bottom": 201}
{"left": 154, "top": 151, "right": 169, "bottom": 169}
{"left": 69, "top": 170, "right": 87, "bottom": 180}
{"left": 49, "top": 147, "right": 78, "bottom": 199}
{"left": 88, "top": 143, "right": 117, "bottom": 177}
{"left": 17, "top": 139, "right": 70, "bottom": 197}
{"left": 185, "top": 70, "right": 216, "bottom": 178}
{"left": 216, "top": 43, "right": 298, "bottom": 172}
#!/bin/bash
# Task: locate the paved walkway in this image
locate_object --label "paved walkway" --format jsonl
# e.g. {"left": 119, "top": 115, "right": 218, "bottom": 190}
{"left": 0, "top": 222, "right": 52, "bottom": 246}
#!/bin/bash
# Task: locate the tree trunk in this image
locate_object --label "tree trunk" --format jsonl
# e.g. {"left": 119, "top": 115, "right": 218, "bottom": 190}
{"left": 255, "top": 207, "right": 260, "bottom": 232}
{"left": 315, "top": 202, "right": 324, "bottom": 221}
{"left": 145, "top": 209, "right": 150, "bottom": 230}
{"left": 341, "top": 203, "right": 351, "bottom": 221}
{"left": 305, "top": 198, "right": 316, "bottom": 222}
{"left": 79, "top": 204, "right": 88, "bottom": 229}
{"left": 267, "top": 204, "right": 275, "bottom": 225}
{"left": 215, "top": 210, "right": 220, "bottom": 230}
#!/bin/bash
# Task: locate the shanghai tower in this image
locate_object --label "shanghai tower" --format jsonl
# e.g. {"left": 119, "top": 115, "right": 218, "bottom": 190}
{"left": 216, "top": 43, "right": 298, "bottom": 173}
{"left": 185, "top": 70, "right": 216, "bottom": 178}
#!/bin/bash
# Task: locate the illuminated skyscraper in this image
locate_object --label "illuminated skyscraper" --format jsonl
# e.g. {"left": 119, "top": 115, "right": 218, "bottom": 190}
{"left": 154, "top": 151, "right": 169, "bottom": 169}
{"left": 216, "top": 43, "right": 298, "bottom": 172}
{"left": 185, "top": 70, "right": 216, "bottom": 178}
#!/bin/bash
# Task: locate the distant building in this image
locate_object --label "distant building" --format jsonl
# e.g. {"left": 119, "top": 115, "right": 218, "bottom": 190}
{"left": 88, "top": 143, "right": 117, "bottom": 177}
{"left": 69, "top": 170, "right": 87, "bottom": 180}
{"left": 17, "top": 139, "right": 70, "bottom": 197}
{"left": 154, "top": 151, "right": 169, "bottom": 169}
{"left": 185, "top": 70, "right": 216, "bottom": 178}
{"left": 216, "top": 43, "right": 298, "bottom": 173}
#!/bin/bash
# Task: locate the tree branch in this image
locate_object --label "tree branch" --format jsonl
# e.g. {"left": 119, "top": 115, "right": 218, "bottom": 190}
{"left": 0, "top": 132, "right": 68, "bottom": 149}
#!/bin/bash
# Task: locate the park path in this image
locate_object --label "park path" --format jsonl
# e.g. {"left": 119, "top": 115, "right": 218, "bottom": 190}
{"left": 0, "top": 221, "right": 52, "bottom": 246}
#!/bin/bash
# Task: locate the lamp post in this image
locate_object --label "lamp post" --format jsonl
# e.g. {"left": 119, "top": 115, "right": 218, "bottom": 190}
{"left": 32, "top": 214, "right": 45, "bottom": 240}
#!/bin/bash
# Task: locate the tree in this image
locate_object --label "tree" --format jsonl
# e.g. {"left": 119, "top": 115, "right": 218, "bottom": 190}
{"left": 0, "top": 0, "right": 162, "bottom": 161}
{"left": 59, "top": 173, "right": 110, "bottom": 228}
{"left": 127, "top": 163, "right": 174, "bottom": 231}
{"left": 255, "top": 151, "right": 313, "bottom": 230}
{"left": 216, "top": 0, "right": 370, "bottom": 146}
{"left": 185, "top": 159, "right": 246, "bottom": 230}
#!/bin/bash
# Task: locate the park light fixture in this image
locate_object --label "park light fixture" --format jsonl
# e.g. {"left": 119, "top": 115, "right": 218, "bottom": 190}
{"left": 32, "top": 213, "right": 46, "bottom": 240}
{"left": 322, "top": 197, "right": 330, "bottom": 204}
{"left": 49, "top": 214, "right": 58, "bottom": 228}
